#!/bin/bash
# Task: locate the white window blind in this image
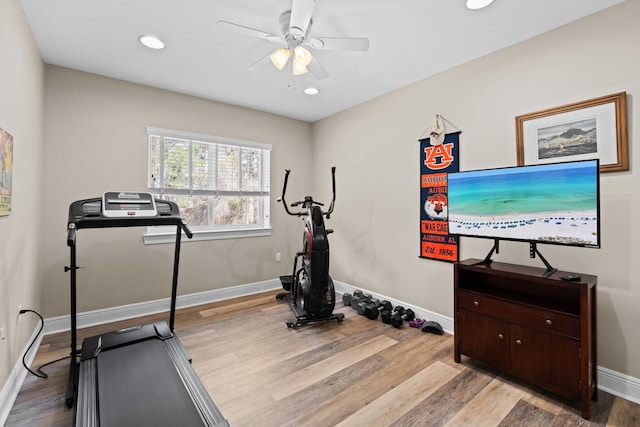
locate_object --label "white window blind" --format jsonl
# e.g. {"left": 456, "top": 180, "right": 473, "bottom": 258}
{"left": 145, "top": 127, "right": 271, "bottom": 243}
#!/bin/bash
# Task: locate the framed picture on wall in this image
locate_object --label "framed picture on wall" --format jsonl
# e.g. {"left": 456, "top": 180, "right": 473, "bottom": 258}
{"left": 0, "top": 126, "right": 13, "bottom": 216}
{"left": 516, "top": 92, "right": 628, "bottom": 172}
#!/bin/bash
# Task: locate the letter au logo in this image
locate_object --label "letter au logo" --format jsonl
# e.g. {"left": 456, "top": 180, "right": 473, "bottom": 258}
{"left": 424, "top": 143, "right": 454, "bottom": 170}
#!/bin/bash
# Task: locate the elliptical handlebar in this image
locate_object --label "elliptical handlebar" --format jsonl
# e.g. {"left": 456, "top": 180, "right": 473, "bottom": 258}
{"left": 326, "top": 167, "right": 336, "bottom": 219}
{"left": 279, "top": 169, "right": 298, "bottom": 216}
{"left": 278, "top": 167, "right": 336, "bottom": 217}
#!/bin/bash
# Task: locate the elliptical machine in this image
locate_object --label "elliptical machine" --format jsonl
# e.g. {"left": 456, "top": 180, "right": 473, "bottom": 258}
{"left": 276, "top": 167, "right": 345, "bottom": 328}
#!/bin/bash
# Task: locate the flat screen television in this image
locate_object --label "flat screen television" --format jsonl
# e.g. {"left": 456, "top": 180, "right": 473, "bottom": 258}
{"left": 447, "top": 159, "right": 600, "bottom": 271}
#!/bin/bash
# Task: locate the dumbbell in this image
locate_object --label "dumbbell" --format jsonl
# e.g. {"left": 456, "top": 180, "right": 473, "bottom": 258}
{"left": 382, "top": 306, "right": 415, "bottom": 328}
{"left": 392, "top": 307, "right": 416, "bottom": 328}
{"left": 380, "top": 307, "right": 394, "bottom": 325}
{"left": 342, "top": 290, "right": 366, "bottom": 307}
{"left": 363, "top": 299, "right": 393, "bottom": 320}
{"left": 342, "top": 293, "right": 352, "bottom": 307}
{"left": 349, "top": 291, "right": 370, "bottom": 312}
{"left": 408, "top": 318, "right": 426, "bottom": 328}
{"left": 380, "top": 305, "right": 405, "bottom": 324}
{"left": 355, "top": 294, "right": 374, "bottom": 315}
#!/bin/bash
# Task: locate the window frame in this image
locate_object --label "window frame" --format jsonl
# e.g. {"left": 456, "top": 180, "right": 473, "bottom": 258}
{"left": 144, "top": 126, "right": 272, "bottom": 244}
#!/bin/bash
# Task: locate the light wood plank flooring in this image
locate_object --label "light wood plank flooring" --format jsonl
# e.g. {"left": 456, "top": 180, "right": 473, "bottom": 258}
{"left": 7, "top": 290, "right": 640, "bottom": 426}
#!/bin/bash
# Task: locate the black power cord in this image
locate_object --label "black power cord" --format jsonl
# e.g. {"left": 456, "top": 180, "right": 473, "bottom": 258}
{"left": 20, "top": 309, "right": 71, "bottom": 379}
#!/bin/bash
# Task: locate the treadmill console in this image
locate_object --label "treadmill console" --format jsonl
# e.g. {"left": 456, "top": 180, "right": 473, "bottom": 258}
{"left": 67, "top": 194, "right": 190, "bottom": 246}
{"left": 102, "top": 192, "right": 157, "bottom": 218}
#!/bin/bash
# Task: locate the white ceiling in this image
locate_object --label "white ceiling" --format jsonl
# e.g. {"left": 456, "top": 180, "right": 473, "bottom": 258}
{"left": 19, "top": 0, "right": 624, "bottom": 122}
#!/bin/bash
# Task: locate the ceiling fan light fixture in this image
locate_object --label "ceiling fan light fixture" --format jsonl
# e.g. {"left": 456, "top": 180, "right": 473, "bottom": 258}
{"left": 466, "top": 0, "right": 495, "bottom": 10}
{"left": 292, "top": 61, "right": 308, "bottom": 75}
{"left": 294, "top": 46, "right": 312, "bottom": 66}
{"left": 270, "top": 48, "right": 291, "bottom": 70}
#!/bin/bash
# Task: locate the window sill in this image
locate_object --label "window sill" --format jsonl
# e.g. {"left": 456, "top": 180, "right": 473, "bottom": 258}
{"left": 143, "top": 227, "right": 272, "bottom": 245}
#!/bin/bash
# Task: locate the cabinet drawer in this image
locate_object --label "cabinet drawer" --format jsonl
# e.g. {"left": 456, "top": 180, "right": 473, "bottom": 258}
{"left": 457, "top": 291, "right": 580, "bottom": 339}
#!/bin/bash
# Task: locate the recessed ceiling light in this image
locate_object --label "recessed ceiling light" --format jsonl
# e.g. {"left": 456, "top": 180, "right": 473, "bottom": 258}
{"left": 139, "top": 35, "right": 165, "bottom": 50}
{"left": 304, "top": 87, "right": 319, "bottom": 95}
{"left": 466, "top": 0, "right": 495, "bottom": 10}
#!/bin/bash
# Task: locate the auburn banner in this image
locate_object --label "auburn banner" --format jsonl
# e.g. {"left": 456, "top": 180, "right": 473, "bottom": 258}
{"left": 419, "top": 131, "right": 461, "bottom": 262}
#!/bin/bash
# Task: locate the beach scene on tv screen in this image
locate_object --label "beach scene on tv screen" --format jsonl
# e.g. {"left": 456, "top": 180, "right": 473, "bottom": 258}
{"left": 447, "top": 161, "right": 599, "bottom": 246}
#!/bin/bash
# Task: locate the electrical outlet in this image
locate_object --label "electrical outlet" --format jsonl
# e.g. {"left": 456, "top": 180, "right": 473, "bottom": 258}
{"left": 275, "top": 252, "right": 281, "bottom": 262}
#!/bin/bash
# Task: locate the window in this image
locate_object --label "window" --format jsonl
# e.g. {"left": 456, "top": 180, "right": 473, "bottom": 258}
{"left": 144, "top": 127, "right": 271, "bottom": 244}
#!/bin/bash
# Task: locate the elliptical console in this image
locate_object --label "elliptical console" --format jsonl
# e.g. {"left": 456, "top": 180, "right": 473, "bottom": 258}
{"left": 276, "top": 167, "right": 345, "bottom": 327}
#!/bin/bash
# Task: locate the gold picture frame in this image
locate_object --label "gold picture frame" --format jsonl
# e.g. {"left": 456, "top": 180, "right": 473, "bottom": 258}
{"left": 516, "top": 92, "right": 628, "bottom": 172}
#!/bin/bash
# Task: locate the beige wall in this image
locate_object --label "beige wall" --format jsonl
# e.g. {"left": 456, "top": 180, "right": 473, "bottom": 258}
{"left": 312, "top": 0, "right": 640, "bottom": 379}
{"left": 0, "top": 0, "right": 44, "bottom": 392}
{"left": 40, "top": 66, "right": 312, "bottom": 316}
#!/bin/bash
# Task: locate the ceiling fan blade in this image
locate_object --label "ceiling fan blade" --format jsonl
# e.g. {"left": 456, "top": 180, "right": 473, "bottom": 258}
{"left": 308, "top": 37, "right": 370, "bottom": 52}
{"left": 289, "top": 0, "right": 316, "bottom": 37}
{"left": 217, "top": 20, "right": 282, "bottom": 42}
{"left": 307, "top": 56, "right": 329, "bottom": 80}
{"left": 247, "top": 51, "right": 276, "bottom": 71}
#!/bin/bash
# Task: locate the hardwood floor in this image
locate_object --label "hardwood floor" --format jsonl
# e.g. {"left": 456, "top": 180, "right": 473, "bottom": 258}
{"left": 6, "top": 290, "right": 640, "bottom": 426}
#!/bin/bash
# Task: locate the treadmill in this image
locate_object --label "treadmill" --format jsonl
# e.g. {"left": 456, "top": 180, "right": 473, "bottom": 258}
{"left": 65, "top": 192, "right": 229, "bottom": 427}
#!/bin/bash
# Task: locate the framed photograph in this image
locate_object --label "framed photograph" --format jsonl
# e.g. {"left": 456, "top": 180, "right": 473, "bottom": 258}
{"left": 516, "top": 92, "right": 628, "bottom": 172}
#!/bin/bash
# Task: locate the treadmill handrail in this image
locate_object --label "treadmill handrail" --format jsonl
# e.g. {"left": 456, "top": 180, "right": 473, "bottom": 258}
{"left": 180, "top": 219, "right": 193, "bottom": 239}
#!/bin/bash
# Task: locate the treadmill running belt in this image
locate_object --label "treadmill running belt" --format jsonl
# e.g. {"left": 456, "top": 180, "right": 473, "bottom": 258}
{"left": 97, "top": 339, "right": 205, "bottom": 427}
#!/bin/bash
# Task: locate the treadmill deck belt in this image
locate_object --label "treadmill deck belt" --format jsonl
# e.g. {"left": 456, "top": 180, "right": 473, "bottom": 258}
{"left": 97, "top": 339, "right": 205, "bottom": 427}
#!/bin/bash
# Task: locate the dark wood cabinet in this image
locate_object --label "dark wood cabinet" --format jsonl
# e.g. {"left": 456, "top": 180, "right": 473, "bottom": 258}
{"left": 454, "top": 258, "right": 597, "bottom": 419}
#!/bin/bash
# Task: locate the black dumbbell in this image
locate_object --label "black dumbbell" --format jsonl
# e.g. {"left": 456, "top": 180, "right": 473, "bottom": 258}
{"left": 350, "top": 295, "right": 363, "bottom": 311}
{"left": 364, "top": 300, "right": 392, "bottom": 320}
{"left": 393, "top": 307, "right": 416, "bottom": 328}
{"left": 384, "top": 306, "right": 416, "bottom": 328}
{"left": 342, "top": 293, "right": 352, "bottom": 306}
{"left": 345, "top": 290, "right": 365, "bottom": 309}
{"left": 362, "top": 299, "right": 383, "bottom": 319}
{"left": 381, "top": 305, "right": 406, "bottom": 324}
{"left": 380, "top": 307, "right": 394, "bottom": 324}
{"left": 355, "top": 294, "right": 374, "bottom": 315}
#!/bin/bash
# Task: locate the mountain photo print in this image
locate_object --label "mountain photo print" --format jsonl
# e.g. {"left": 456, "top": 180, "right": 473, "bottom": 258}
{"left": 536, "top": 118, "right": 597, "bottom": 160}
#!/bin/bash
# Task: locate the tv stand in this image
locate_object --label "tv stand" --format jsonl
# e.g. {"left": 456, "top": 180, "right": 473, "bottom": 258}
{"left": 454, "top": 259, "right": 597, "bottom": 419}
{"left": 475, "top": 239, "right": 558, "bottom": 278}
{"left": 529, "top": 242, "right": 557, "bottom": 278}
{"left": 475, "top": 239, "right": 499, "bottom": 265}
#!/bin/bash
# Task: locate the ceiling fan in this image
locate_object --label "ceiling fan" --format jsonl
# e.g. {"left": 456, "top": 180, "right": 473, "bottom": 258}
{"left": 217, "top": 0, "right": 370, "bottom": 80}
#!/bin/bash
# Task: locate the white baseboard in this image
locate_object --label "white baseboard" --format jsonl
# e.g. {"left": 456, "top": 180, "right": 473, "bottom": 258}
{"left": 3, "top": 277, "right": 638, "bottom": 425}
{"left": 43, "top": 278, "right": 281, "bottom": 335}
{"left": 598, "top": 366, "right": 640, "bottom": 405}
{"left": 0, "top": 323, "right": 43, "bottom": 427}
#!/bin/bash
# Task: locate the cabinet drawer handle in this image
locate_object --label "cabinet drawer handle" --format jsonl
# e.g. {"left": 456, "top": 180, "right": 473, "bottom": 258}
{"left": 515, "top": 339, "right": 522, "bottom": 345}
{"left": 473, "top": 301, "right": 479, "bottom": 307}
{"left": 546, "top": 319, "right": 553, "bottom": 326}
{"left": 498, "top": 333, "right": 504, "bottom": 340}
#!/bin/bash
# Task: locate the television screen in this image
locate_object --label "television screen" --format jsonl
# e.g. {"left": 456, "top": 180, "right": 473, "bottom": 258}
{"left": 447, "top": 159, "right": 600, "bottom": 248}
